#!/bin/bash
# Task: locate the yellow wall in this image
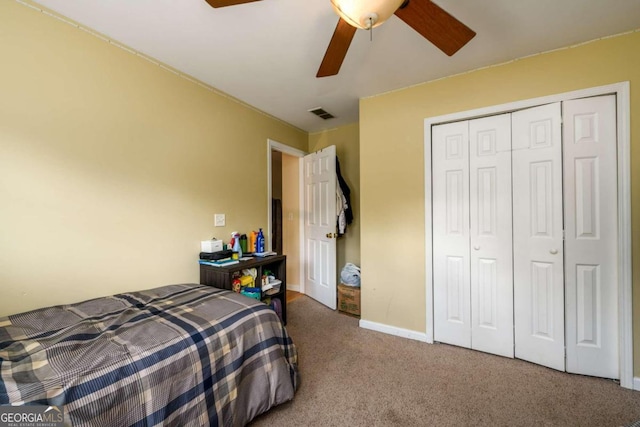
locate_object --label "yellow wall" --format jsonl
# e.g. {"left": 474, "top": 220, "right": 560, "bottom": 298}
{"left": 360, "top": 31, "right": 640, "bottom": 373}
{"left": 309, "top": 123, "right": 361, "bottom": 274}
{"left": 282, "top": 153, "right": 301, "bottom": 286}
{"left": 0, "top": 1, "right": 307, "bottom": 316}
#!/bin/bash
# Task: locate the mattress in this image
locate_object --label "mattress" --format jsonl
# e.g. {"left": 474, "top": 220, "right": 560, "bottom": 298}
{"left": 0, "top": 284, "right": 298, "bottom": 426}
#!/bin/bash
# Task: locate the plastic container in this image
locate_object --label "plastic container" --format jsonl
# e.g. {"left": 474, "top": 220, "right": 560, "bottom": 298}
{"left": 257, "top": 228, "right": 265, "bottom": 253}
{"left": 240, "top": 287, "right": 261, "bottom": 301}
{"left": 249, "top": 231, "right": 258, "bottom": 253}
{"left": 264, "top": 279, "right": 282, "bottom": 294}
{"left": 240, "top": 234, "right": 248, "bottom": 253}
{"left": 232, "top": 232, "right": 242, "bottom": 259}
{"left": 239, "top": 275, "right": 254, "bottom": 287}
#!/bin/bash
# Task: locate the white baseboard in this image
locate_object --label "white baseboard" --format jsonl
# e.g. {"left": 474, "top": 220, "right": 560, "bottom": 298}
{"left": 287, "top": 283, "right": 300, "bottom": 292}
{"left": 359, "top": 319, "right": 428, "bottom": 343}
{"left": 634, "top": 377, "right": 640, "bottom": 391}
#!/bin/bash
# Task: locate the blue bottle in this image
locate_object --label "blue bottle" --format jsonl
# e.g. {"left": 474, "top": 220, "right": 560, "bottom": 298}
{"left": 257, "top": 228, "right": 265, "bottom": 253}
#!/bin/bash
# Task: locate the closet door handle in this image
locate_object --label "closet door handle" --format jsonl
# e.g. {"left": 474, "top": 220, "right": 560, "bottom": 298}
{"left": 550, "top": 249, "right": 558, "bottom": 255}
{"left": 473, "top": 245, "right": 480, "bottom": 251}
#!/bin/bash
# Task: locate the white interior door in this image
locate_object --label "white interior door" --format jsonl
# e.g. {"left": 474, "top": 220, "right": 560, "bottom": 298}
{"left": 563, "top": 95, "right": 618, "bottom": 379}
{"left": 512, "top": 103, "right": 565, "bottom": 371}
{"left": 432, "top": 121, "right": 471, "bottom": 348}
{"left": 469, "top": 114, "right": 514, "bottom": 358}
{"left": 303, "top": 146, "right": 337, "bottom": 310}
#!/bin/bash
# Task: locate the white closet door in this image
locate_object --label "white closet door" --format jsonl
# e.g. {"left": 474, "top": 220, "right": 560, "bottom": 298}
{"left": 563, "top": 95, "right": 618, "bottom": 379}
{"left": 433, "top": 121, "right": 471, "bottom": 348}
{"left": 468, "top": 114, "right": 514, "bottom": 358}
{"left": 512, "top": 103, "right": 565, "bottom": 370}
{"left": 303, "top": 146, "right": 337, "bottom": 310}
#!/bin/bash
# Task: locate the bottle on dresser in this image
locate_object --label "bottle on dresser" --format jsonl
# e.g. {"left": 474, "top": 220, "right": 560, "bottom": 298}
{"left": 256, "top": 228, "right": 265, "bottom": 253}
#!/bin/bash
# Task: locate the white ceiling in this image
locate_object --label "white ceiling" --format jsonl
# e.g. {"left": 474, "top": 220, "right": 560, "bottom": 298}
{"left": 31, "top": 0, "right": 640, "bottom": 132}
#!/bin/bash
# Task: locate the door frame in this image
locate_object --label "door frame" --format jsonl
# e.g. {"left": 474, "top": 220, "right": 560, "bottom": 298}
{"left": 267, "top": 138, "right": 306, "bottom": 293}
{"left": 423, "top": 82, "right": 632, "bottom": 389}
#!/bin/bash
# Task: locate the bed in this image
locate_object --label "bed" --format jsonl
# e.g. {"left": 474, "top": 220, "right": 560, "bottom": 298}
{"left": 0, "top": 283, "right": 298, "bottom": 426}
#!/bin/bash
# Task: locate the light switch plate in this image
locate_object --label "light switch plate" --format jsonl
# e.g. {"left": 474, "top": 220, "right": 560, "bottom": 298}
{"left": 214, "top": 214, "right": 225, "bottom": 227}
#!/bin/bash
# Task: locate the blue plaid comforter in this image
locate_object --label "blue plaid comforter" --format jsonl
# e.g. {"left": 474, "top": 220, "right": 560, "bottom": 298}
{"left": 0, "top": 284, "right": 298, "bottom": 426}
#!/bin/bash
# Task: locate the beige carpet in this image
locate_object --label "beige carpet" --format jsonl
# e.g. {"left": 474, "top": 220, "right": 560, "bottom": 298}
{"left": 250, "top": 296, "right": 640, "bottom": 427}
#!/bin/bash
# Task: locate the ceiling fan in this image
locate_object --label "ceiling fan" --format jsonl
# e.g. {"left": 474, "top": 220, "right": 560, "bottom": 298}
{"left": 204, "top": 0, "right": 476, "bottom": 78}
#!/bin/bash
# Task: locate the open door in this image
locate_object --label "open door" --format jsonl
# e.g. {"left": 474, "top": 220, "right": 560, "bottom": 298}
{"left": 268, "top": 139, "right": 305, "bottom": 293}
{"left": 303, "top": 146, "right": 337, "bottom": 309}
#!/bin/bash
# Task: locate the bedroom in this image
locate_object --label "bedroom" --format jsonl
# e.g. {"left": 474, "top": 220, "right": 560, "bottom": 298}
{"left": 1, "top": 0, "right": 640, "bottom": 425}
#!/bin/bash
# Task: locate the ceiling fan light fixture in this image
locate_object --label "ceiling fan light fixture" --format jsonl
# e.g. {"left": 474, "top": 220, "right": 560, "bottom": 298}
{"left": 330, "top": 0, "right": 404, "bottom": 30}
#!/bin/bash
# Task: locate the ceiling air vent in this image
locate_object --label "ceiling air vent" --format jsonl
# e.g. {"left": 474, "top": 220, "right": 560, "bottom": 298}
{"left": 308, "top": 107, "right": 335, "bottom": 120}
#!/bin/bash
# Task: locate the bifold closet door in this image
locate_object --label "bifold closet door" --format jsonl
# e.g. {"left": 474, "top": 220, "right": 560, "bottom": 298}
{"left": 433, "top": 121, "right": 471, "bottom": 348}
{"left": 469, "top": 114, "right": 514, "bottom": 358}
{"left": 563, "top": 95, "right": 618, "bottom": 379}
{"left": 512, "top": 103, "right": 565, "bottom": 371}
{"left": 433, "top": 115, "right": 513, "bottom": 358}
{"left": 433, "top": 95, "right": 619, "bottom": 379}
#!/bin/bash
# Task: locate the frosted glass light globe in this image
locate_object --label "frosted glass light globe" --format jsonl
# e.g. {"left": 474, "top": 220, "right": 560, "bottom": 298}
{"left": 330, "top": 0, "right": 405, "bottom": 29}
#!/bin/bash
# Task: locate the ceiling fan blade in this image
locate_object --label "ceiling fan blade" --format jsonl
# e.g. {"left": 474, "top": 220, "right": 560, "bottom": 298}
{"left": 204, "top": 0, "right": 261, "bottom": 8}
{"left": 317, "top": 18, "right": 357, "bottom": 78}
{"left": 394, "top": 0, "right": 475, "bottom": 56}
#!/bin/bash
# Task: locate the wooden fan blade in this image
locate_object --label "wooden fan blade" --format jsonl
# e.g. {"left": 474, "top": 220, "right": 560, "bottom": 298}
{"left": 204, "top": 0, "right": 261, "bottom": 8}
{"left": 394, "top": 0, "right": 475, "bottom": 56}
{"left": 316, "top": 18, "right": 357, "bottom": 78}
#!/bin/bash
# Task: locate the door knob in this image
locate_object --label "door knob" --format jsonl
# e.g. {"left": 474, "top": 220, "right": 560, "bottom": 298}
{"left": 550, "top": 249, "right": 558, "bottom": 255}
{"left": 326, "top": 233, "right": 336, "bottom": 238}
{"left": 473, "top": 245, "right": 480, "bottom": 251}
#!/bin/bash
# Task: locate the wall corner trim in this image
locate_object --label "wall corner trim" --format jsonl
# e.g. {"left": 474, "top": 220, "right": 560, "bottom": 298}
{"left": 359, "top": 319, "right": 428, "bottom": 343}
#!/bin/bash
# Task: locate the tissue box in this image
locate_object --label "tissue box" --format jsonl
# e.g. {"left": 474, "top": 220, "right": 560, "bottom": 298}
{"left": 201, "top": 240, "right": 223, "bottom": 253}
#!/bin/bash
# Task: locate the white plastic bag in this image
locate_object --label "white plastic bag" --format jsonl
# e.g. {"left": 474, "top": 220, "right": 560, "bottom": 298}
{"left": 340, "top": 263, "right": 361, "bottom": 287}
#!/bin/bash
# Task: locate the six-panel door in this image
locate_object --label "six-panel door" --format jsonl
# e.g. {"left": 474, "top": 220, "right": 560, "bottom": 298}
{"left": 431, "top": 95, "right": 618, "bottom": 380}
{"left": 512, "top": 102, "right": 565, "bottom": 371}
